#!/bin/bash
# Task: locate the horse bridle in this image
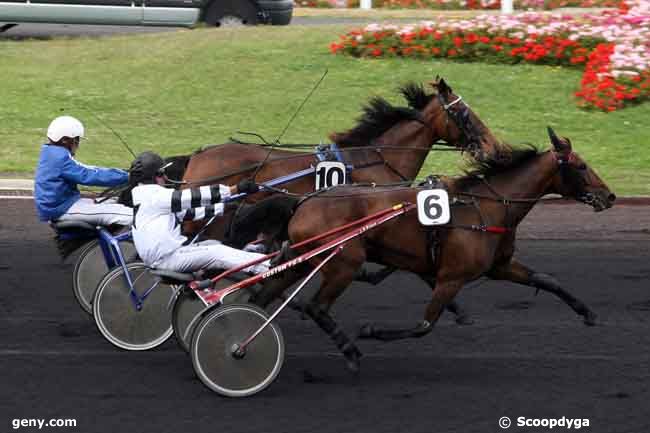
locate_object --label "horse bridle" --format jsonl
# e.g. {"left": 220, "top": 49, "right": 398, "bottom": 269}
{"left": 363, "top": 94, "right": 482, "bottom": 181}
{"left": 552, "top": 150, "right": 597, "bottom": 207}
{"left": 437, "top": 93, "right": 485, "bottom": 159}
{"left": 453, "top": 150, "right": 595, "bottom": 230}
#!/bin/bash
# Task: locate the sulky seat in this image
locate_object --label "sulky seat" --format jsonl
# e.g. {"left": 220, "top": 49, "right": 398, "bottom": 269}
{"left": 150, "top": 269, "right": 203, "bottom": 284}
{"left": 50, "top": 220, "right": 97, "bottom": 232}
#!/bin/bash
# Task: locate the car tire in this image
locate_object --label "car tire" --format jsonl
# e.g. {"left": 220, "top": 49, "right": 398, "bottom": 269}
{"left": 256, "top": 0, "right": 293, "bottom": 25}
{"left": 203, "top": 0, "right": 262, "bottom": 27}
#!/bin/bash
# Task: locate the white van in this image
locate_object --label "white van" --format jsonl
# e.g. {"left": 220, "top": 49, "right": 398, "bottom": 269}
{"left": 0, "top": 0, "right": 292, "bottom": 28}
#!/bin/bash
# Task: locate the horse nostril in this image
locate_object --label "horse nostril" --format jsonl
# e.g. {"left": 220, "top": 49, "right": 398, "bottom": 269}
{"left": 608, "top": 194, "right": 617, "bottom": 202}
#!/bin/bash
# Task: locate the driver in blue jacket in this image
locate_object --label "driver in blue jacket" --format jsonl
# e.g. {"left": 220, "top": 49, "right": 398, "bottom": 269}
{"left": 34, "top": 116, "right": 133, "bottom": 226}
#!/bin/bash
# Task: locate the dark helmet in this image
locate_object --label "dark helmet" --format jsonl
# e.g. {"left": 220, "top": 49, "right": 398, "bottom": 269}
{"left": 129, "top": 151, "right": 165, "bottom": 184}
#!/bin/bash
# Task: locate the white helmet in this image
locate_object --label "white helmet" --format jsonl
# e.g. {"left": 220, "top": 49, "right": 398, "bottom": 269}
{"left": 47, "top": 116, "right": 85, "bottom": 142}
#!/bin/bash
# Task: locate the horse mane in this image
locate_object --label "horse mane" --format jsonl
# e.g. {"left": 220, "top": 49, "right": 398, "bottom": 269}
{"left": 192, "top": 144, "right": 217, "bottom": 156}
{"left": 399, "top": 82, "right": 435, "bottom": 111}
{"left": 454, "top": 144, "right": 543, "bottom": 189}
{"left": 329, "top": 97, "right": 422, "bottom": 147}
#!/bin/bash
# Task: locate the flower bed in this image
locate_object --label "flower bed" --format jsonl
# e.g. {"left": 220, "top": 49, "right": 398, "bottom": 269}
{"left": 296, "top": 0, "right": 623, "bottom": 10}
{"left": 330, "top": 1, "right": 650, "bottom": 110}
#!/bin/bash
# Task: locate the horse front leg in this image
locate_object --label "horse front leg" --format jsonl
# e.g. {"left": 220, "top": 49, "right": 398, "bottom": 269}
{"left": 419, "top": 274, "right": 473, "bottom": 325}
{"left": 354, "top": 265, "right": 396, "bottom": 285}
{"left": 359, "top": 279, "right": 464, "bottom": 341}
{"left": 355, "top": 268, "right": 472, "bottom": 325}
{"left": 488, "top": 259, "right": 597, "bottom": 326}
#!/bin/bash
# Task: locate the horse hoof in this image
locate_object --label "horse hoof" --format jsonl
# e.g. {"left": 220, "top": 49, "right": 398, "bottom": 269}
{"left": 358, "top": 324, "right": 374, "bottom": 339}
{"left": 583, "top": 312, "right": 598, "bottom": 327}
{"left": 455, "top": 314, "right": 474, "bottom": 326}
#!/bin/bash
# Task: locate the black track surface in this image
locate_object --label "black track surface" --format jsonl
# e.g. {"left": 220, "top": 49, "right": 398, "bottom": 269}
{"left": 1, "top": 199, "right": 649, "bottom": 433}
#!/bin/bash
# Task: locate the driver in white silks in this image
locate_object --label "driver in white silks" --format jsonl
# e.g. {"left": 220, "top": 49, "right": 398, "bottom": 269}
{"left": 129, "top": 151, "right": 270, "bottom": 275}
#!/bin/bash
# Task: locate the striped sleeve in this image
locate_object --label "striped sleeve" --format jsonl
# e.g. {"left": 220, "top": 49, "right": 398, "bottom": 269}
{"left": 178, "top": 204, "right": 224, "bottom": 222}
{"left": 170, "top": 184, "right": 230, "bottom": 212}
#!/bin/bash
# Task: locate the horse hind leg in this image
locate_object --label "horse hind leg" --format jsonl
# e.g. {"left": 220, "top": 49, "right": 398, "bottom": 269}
{"left": 303, "top": 301, "right": 362, "bottom": 373}
{"left": 305, "top": 249, "right": 367, "bottom": 373}
{"left": 250, "top": 266, "right": 307, "bottom": 309}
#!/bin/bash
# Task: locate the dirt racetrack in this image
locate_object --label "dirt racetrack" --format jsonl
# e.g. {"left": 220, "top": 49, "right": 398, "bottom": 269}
{"left": 1, "top": 198, "right": 649, "bottom": 433}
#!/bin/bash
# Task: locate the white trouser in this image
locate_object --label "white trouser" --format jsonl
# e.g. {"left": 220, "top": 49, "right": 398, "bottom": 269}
{"left": 57, "top": 198, "right": 133, "bottom": 227}
{"left": 155, "top": 240, "right": 270, "bottom": 274}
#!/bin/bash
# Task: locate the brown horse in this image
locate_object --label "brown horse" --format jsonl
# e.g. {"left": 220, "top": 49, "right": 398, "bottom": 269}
{"left": 246, "top": 127, "right": 615, "bottom": 371}
{"left": 181, "top": 77, "right": 505, "bottom": 241}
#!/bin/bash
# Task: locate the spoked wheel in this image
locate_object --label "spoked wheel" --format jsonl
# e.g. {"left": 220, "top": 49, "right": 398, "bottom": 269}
{"left": 171, "top": 288, "right": 208, "bottom": 353}
{"left": 73, "top": 240, "right": 138, "bottom": 315}
{"left": 93, "top": 262, "right": 174, "bottom": 351}
{"left": 172, "top": 279, "right": 255, "bottom": 354}
{"left": 191, "top": 303, "right": 285, "bottom": 397}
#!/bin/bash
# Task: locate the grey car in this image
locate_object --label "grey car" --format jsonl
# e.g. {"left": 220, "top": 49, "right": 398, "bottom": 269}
{"left": 0, "top": 0, "right": 293, "bottom": 28}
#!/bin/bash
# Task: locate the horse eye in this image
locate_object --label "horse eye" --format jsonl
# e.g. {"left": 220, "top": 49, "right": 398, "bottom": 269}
{"left": 577, "top": 163, "right": 587, "bottom": 170}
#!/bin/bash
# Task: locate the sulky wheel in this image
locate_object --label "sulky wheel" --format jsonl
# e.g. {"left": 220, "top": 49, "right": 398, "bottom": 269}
{"left": 172, "top": 279, "right": 255, "bottom": 354}
{"left": 203, "top": 0, "right": 262, "bottom": 27}
{"left": 171, "top": 288, "right": 209, "bottom": 353}
{"left": 93, "top": 262, "right": 175, "bottom": 351}
{"left": 73, "top": 240, "right": 138, "bottom": 315}
{"left": 190, "top": 303, "right": 284, "bottom": 397}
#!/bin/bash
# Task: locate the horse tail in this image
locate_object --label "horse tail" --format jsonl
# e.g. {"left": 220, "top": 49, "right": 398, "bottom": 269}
{"left": 227, "top": 195, "right": 300, "bottom": 250}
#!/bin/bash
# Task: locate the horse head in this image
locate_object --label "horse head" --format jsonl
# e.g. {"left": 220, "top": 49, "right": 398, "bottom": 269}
{"left": 425, "top": 76, "right": 506, "bottom": 162}
{"left": 547, "top": 126, "right": 616, "bottom": 212}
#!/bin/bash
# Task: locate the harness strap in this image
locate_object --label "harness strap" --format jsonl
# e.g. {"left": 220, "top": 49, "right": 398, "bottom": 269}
{"left": 443, "top": 95, "right": 463, "bottom": 110}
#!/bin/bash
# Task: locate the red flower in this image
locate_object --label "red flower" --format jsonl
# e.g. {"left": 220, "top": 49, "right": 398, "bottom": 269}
{"left": 371, "top": 48, "right": 382, "bottom": 57}
{"left": 453, "top": 37, "right": 463, "bottom": 48}
{"left": 465, "top": 33, "right": 480, "bottom": 44}
{"left": 448, "top": 49, "right": 458, "bottom": 57}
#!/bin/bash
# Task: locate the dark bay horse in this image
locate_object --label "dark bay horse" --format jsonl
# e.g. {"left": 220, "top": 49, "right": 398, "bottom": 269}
{"left": 180, "top": 77, "right": 505, "bottom": 241}
{"left": 247, "top": 128, "right": 615, "bottom": 371}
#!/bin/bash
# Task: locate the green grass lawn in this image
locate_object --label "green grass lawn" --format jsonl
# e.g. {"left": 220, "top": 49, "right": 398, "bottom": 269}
{"left": 1, "top": 25, "right": 649, "bottom": 195}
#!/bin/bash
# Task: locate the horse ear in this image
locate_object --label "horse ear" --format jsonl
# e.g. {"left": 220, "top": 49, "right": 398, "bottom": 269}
{"left": 438, "top": 78, "right": 452, "bottom": 95}
{"left": 547, "top": 126, "right": 560, "bottom": 145}
{"left": 547, "top": 126, "right": 572, "bottom": 153}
